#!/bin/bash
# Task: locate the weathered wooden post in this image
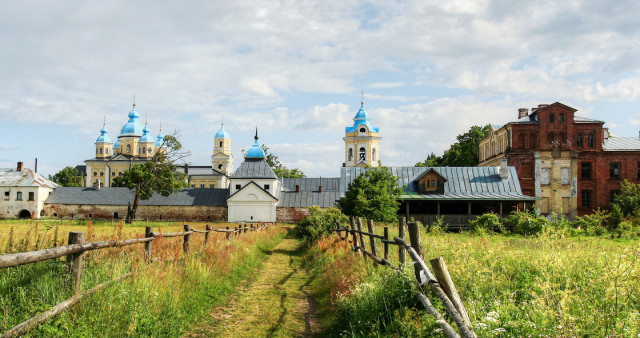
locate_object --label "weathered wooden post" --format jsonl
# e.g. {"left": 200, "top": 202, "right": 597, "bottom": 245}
{"left": 383, "top": 226, "right": 389, "bottom": 261}
{"left": 183, "top": 224, "right": 191, "bottom": 254}
{"left": 430, "top": 257, "right": 472, "bottom": 328}
{"left": 67, "top": 232, "right": 85, "bottom": 293}
{"left": 367, "top": 219, "right": 379, "bottom": 264}
{"left": 244, "top": 224, "right": 248, "bottom": 233}
{"left": 356, "top": 218, "right": 366, "bottom": 259}
{"left": 145, "top": 226, "right": 153, "bottom": 261}
{"left": 226, "top": 226, "right": 230, "bottom": 240}
{"left": 205, "top": 225, "right": 211, "bottom": 245}
{"left": 407, "top": 221, "right": 423, "bottom": 282}
{"left": 349, "top": 217, "right": 360, "bottom": 255}
{"left": 398, "top": 217, "right": 406, "bottom": 266}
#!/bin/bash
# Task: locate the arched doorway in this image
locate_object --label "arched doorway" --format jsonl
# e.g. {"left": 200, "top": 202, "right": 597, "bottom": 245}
{"left": 18, "top": 210, "right": 31, "bottom": 219}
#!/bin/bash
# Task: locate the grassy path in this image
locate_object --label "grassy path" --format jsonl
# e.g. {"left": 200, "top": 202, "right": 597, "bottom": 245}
{"left": 186, "top": 234, "right": 320, "bottom": 337}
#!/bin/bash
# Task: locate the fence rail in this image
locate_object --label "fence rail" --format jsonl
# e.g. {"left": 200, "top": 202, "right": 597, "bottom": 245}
{"left": 334, "top": 217, "right": 476, "bottom": 338}
{"left": 0, "top": 222, "right": 269, "bottom": 338}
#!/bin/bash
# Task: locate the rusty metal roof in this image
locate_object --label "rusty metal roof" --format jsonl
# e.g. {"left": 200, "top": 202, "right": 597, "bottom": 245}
{"left": 603, "top": 137, "right": 640, "bottom": 151}
{"left": 45, "top": 187, "right": 228, "bottom": 206}
{"left": 0, "top": 168, "right": 59, "bottom": 189}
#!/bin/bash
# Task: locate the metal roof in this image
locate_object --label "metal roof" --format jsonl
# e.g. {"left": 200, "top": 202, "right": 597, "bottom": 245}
{"left": 232, "top": 158, "right": 278, "bottom": 179}
{"left": 176, "top": 166, "right": 224, "bottom": 176}
{"left": 45, "top": 187, "right": 228, "bottom": 206}
{"left": 603, "top": 137, "right": 640, "bottom": 151}
{"left": 282, "top": 178, "right": 341, "bottom": 191}
{"left": 0, "top": 168, "right": 60, "bottom": 189}
{"left": 277, "top": 191, "right": 341, "bottom": 207}
{"left": 574, "top": 116, "right": 604, "bottom": 123}
{"left": 340, "top": 166, "right": 536, "bottom": 201}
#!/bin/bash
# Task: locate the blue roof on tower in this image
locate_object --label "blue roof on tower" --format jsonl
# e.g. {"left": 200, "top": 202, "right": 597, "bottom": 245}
{"left": 345, "top": 103, "right": 379, "bottom": 133}
{"left": 155, "top": 131, "right": 164, "bottom": 147}
{"left": 139, "top": 125, "right": 153, "bottom": 142}
{"left": 245, "top": 138, "right": 265, "bottom": 158}
{"left": 120, "top": 106, "right": 144, "bottom": 136}
{"left": 95, "top": 126, "right": 112, "bottom": 144}
{"left": 215, "top": 125, "right": 230, "bottom": 139}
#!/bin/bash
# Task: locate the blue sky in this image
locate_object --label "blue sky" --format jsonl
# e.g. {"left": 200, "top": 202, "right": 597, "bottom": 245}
{"left": 1, "top": 0, "right": 640, "bottom": 178}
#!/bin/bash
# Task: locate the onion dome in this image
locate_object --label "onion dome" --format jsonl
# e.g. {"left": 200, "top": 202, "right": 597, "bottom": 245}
{"left": 155, "top": 130, "right": 164, "bottom": 147}
{"left": 114, "top": 139, "right": 121, "bottom": 149}
{"left": 215, "top": 124, "right": 230, "bottom": 139}
{"left": 245, "top": 128, "right": 265, "bottom": 158}
{"left": 120, "top": 105, "right": 144, "bottom": 136}
{"left": 95, "top": 125, "right": 113, "bottom": 144}
{"left": 345, "top": 101, "right": 380, "bottom": 133}
{"left": 139, "top": 124, "right": 154, "bottom": 143}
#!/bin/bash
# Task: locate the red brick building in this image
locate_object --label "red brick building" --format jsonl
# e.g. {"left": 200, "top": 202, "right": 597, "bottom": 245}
{"left": 479, "top": 102, "right": 640, "bottom": 216}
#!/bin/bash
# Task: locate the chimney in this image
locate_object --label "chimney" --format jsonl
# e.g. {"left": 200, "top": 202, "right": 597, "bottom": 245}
{"left": 318, "top": 185, "right": 323, "bottom": 193}
{"left": 499, "top": 158, "right": 509, "bottom": 180}
{"left": 538, "top": 104, "right": 549, "bottom": 109}
{"left": 295, "top": 184, "right": 300, "bottom": 192}
{"left": 17, "top": 162, "right": 23, "bottom": 171}
{"left": 35, "top": 158, "right": 38, "bottom": 173}
{"left": 518, "top": 108, "right": 529, "bottom": 119}
{"left": 603, "top": 128, "right": 609, "bottom": 140}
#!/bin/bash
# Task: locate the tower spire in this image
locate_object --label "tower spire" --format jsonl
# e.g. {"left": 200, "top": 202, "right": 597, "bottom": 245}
{"left": 361, "top": 90, "right": 364, "bottom": 106}
{"left": 103, "top": 115, "right": 106, "bottom": 126}
{"left": 133, "top": 94, "right": 136, "bottom": 108}
{"left": 255, "top": 126, "right": 259, "bottom": 141}
{"left": 221, "top": 115, "right": 224, "bottom": 126}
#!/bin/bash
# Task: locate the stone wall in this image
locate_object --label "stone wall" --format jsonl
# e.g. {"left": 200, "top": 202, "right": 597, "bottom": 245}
{"left": 276, "top": 207, "right": 310, "bottom": 224}
{"left": 44, "top": 204, "right": 227, "bottom": 222}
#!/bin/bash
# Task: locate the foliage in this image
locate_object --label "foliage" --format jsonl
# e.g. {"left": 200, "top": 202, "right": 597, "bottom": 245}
{"left": 416, "top": 124, "right": 491, "bottom": 167}
{"left": 337, "top": 166, "right": 403, "bottom": 223}
{"left": 573, "top": 208, "right": 610, "bottom": 236}
{"left": 116, "top": 134, "right": 188, "bottom": 223}
{"left": 295, "top": 206, "right": 348, "bottom": 243}
{"left": 426, "top": 216, "right": 446, "bottom": 235}
{"left": 469, "top": 213, "right": 504, "bottom": 234}
{"left": 261, "top": 145, "right": 306, "bottom": 178}
{"left": 49, "top": 166, "right": 82, "bottom": 187}
{"left": 611, "top": 180, "right": 640, "bottom": 218}
{"left": 504, "top": 210, "right": 548, "bottom": 236}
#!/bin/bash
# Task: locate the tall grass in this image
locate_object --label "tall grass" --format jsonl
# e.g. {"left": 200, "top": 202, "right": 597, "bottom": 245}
{"left": 1, "top": 223, "right": 285, "bottom": 336}
{"left": 307, "top": 229, "right": 640, "bottom": 337}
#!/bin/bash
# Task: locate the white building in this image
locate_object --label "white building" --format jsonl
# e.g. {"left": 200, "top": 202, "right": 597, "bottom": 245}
{"left": 1, "top": 162, "right": 60, "bottom": 219}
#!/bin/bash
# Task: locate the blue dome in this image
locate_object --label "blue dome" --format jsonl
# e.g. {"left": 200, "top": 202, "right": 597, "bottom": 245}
{"left": 114, "top": 139, "right": 121, "bottom": 148}
{"left": 155, "top": 131, "right": 164, "bottom": 147}
{"left": 139, "top": 125, "right": 154, "bottom": 143}
{"left": 215, "top": 125, "right": 230, "bottom": 139}
{"left": 120, "top": 107, "right": 144, "bottom": 136}
{"left": 345, "top": 103, "right": 380, "bottom": 133}
{"left": 95, "top": 126, "right": 113, "bottom": 143}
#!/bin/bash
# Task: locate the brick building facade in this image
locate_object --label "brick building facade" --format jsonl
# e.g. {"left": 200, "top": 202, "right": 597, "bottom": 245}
{"left": 479, "top": 102, "right": 640, "bottom": 216}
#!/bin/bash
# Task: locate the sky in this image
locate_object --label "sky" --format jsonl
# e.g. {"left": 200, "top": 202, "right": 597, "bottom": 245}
{"left": 1, "top": 0, "right": 640, "bottom": 179}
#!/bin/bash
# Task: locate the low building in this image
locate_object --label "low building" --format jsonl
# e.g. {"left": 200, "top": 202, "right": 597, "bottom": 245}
{"left": 1, "top": 162, "right": 59, "bottom": 219}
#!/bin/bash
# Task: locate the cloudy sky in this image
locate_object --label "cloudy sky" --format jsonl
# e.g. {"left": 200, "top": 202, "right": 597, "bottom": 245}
{"left": 2, "top": 0, "right": 640, "bottom": 178}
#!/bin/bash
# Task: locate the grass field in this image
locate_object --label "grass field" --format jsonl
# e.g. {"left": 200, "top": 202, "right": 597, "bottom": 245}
{"left": 306, "top": 225, "right": 640, "bottom": 337}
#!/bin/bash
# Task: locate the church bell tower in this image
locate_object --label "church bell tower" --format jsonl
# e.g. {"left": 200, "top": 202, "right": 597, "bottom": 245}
{"left": 343, "top": 98, "right": 381, "bottom": 167}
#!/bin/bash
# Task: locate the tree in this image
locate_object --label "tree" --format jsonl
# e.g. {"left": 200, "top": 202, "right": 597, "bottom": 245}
{"left": 416, "top": 125, "right": 491, "bottom": 167}
{"left": 337, "top": 166, "right": 403, "bottom": 223}
{"left": 118, "top": 134, "right": 189, "bottom": 223}
{"left": 261, "top": 145, "right": 306, "bottom": 178}
{"left": 49, "top": 166, "right": 82, "bottom": 187}
{"left": 612, "top": 180, "right": 640, "bottom": 217}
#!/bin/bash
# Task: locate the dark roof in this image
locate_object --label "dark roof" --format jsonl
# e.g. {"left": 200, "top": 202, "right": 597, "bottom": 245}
{"left": 45, "top": 187, "right": 228, "bottom": 206}
{"left": 176, "top": 166, "right": 224, "bottom": 176}
{"left": 277, "top": 191, "right": 341, "bottom": 207}
{"left": 227, "top": 181, "right": 278, "bottom": 201}
{"left": 232, "top": 158, "right": 278, "bottom": 179}
{"left": 341, "top": 166, "right": 536, "bottom": 201}
{"left": 282, "top": 178, "right": 341, "bottom": 191}
{"left": 75, "top": 165, "right": 86, "bottom": 176}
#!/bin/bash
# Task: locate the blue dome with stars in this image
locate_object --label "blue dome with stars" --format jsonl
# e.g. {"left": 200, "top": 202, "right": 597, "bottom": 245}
{"left": 95, "top": 126, "right": 113, "bottom": 144}
{"left": 120, "top": 106, "right": 144, "bottom": 136}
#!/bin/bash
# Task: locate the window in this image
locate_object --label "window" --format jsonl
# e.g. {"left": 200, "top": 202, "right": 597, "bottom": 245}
{"left": 4, "top": 191, "right": 9, "bottom": 200}
{"left": 119, "top": 172, "right": 123, "bottom": 176}
{"left": 561, "top": 168, "right": 570, "bottom": 185}
{"left": 348, "top": 148, "right": 353, "bottom": 161}
{"left": 100, "top": 172, "right": 104, "bottom": 177}
{"left": 219, "top": 141, "right": 223, "bottom": 147}
{"left": 638, "top": 162, "right": 640, "bottom": 179}
{"left": 114, "top": 212, "right": 119, "bottom": 220}
{"left": 200, "top": 184, "right": 205, "bottom": 188}
{"left": 190, "top": 184, "right": 195, "bottom": 188}
{"left": 93, "top": 172, "right": 97, "bottom": 176}
{"left": 610, "top": 162, "right": 621, "bottom": 179}
{"left": 218, "top": 164, "right": 223, "bottom": 170}
{"left": 111, "top": 172, "right": 115, "bottom": 176}
{"left": 127, "top": 144, "right": 131, "bottom": 153}
{"left": 558, "top": 113, "right": 564, "bottom": 122}
{"left": 577, "top": 133, "right": 583, "bottom": 147}
{"left": 209, "top": 184, "right": 215, "bottom": 188}
{"left": 541, "top": 168, "right": 550, "bottom": 185}
{"left": 99, "top": 148, "right": 103, "bottom": 154}
{"left": 610, "top": 190, "right": 620, "bottom": 203}
{"left": 28, "top": 192, "right": 34, "bottom": 201}
{"left": 588, "top": 133, "right": 594, "bottom": 148}
{"left": 549, "top": 113, "right": 555, "bottom": 123}
{"left": 359, "top": 147, "right": 366, "bottom": 161}
{"left": 581, "top": 162, "right": 592, "bottom": 179}
{"left": 235, "top": 184, "right": 241, "bottom": 190}
{"left": 372, "top": 148, "right": 377, "bottom": 161}
{"left": 142, "top": 147, "right": 146, "bottom": 154}
{"left": 16, "top": 192, "right": 22, "bottom": 201}
{"left": 264, "top": 184, "right": 270, "bottom": 190}
{"left": 106, "top": 148, "right": 109, "bottom": 155}
{"left": 581, "top": 190, "right": 592, "bottom": 208}
{"left": 359, "top": 127, "right": 366, "bottom": 133}
{"left": 96, "top": 148, "right": 99, "bottom": 154}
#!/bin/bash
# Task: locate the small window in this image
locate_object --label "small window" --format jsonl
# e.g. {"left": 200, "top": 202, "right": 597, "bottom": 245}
{"left": 235, "top": 184, "right": 241, "bottom": 190}
{"left": 127, "top": 144, "right": 131, "bottom": 153}
{"left": 210, "top": 184, "right": 215, "bottom": 188}
{"left": 581, "top": 190, "right": 592, "bottom": 208}
{"left": 106, "top": 148, "right": 109, "bottom": 155}
{"left": 53, "top": 213, "right": 58, "bottom": 217}
{"left": 16, "top": 192, "right": 22, "bottom": 201}
{"left": 549, "top": 113, "right": 555, "bottom": 123}
{"left": 588, "top": 133, "right": 594, "bottom": 148}
{"left": 200, "top": 184, "right": 205, "bottom": 188}
{"left": 218, "top": 164, "right": 223, "bottom": 170}
{"left": 4, "top": 191, "right": 9, "bottom": 200}
{"left": 264, "top": 184, "right": 270, "bottom": 190}
{"left": 219, "top": 141, "right": 223, "bottom": 147}
{"left": 558, "top": 113, "right": 564, "bottom": 122}
{"left": 142, "top": 147, "right": 146, "bottom": 154}
{"left": 88, "top": 214, "right": 93, "bottom": 218}
{"left": 581, "top": 162, "right": 592, "bottom": 179}
{"left": 99, "top": 182, "right": 104, "bottom": 188}
{"left": 119, "top": 172, "right": 123, "bottom": 176}
{"left": 359, "top": 127, "right": 366, "bottom": 133}
{"left": 348, "top": 148, "right": 353, "bottom": 161}
{"left": 93, "top": 172, "right": 97, "bottom": 176}
{"left": 191, "top": 184, "right": 195, "bottom": 188}
{"left": 100, "top": 172, "right": 104, "bottom": 177}
{"left": 99, "top": 148, "right": 103, "bottom": 154}
{"left": 359, "top": 147, "right": 366, "bottom": 161}
{"left": 577, "top": 133, "right": 583, "bottom": 147}
{"left": 28, "top": 192, "right": 34, "bottom": 201}
{"left": 111, "top": 172, "right": 115, "bottom": 176}
{"left": 114, "top": 212, "right": 119, "bottom": 219}
{"left": 610, "top": 162, "right": 621, "bottom": 179}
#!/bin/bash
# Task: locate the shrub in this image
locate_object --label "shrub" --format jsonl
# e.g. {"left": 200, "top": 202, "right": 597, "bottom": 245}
{"left": 469, "top": 213, "right": 504, "bottom": 234}
{"left": 295, "top": 206, "right": 348, "bottom": 243}
{"left": 427, "top": 216, "right": 446, "bottom": 235}
{"left": 573, "top": 208, "right": 610, "bottom": 236}
{"left": 504, "top": 210, "right": 548, "bottom": 236}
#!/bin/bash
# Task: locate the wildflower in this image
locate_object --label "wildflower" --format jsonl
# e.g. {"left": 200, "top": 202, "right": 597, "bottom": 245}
{"left": 491, "top": 328, "right": 506, "bottom": 333}
{"left": 476, "top": 323, "right": 488, "bottom": 330}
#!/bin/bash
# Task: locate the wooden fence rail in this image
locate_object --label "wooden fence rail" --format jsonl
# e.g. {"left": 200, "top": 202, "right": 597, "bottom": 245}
{"left": 0, "top": 222, "right": 269, "bottom": 338}
{"left": 333, "top": 217, "right": 476, "bottom": 338}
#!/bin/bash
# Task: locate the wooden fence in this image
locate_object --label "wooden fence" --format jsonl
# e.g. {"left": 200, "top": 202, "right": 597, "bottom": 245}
{"left": 0, "top": 223, "right": 269, "bottom": 338}
{"left": 334, "top": 217, "right": 477, "bottom": 338}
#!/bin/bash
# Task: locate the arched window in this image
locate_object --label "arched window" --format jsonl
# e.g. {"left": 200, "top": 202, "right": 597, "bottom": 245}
{"left": 549, "top": 113, "right": 555, "bottom": 123}
{"left": 99, "top": 148, "right": 103, "bottom": 154}
{"left": 96, "top": 148, "right": 99, "bottom": 155}
{"left": 372, "top": 148, "right": 377, "bottom": 161}
{"left": 359, "top": 127, "right": 366, "bottom": 133}
{"left": 359, "top": 147, "right": 366, "bottom": 161}
{"left": 348, "top": 148, "right": 353, "bottom": 161}
{"left": 218, "top": 163, "right": 223, "bottom": 170}
{"left": 126, "top": 144, "right": 131, "bottom": 153}
{"left": 559, "top": 113, "right": 564, "bottom": 122}
{"left": 588, "top": 133, "right": 594, "bottom": 148}
{"left": 577, "top": 133, "right": 583, "bottom": 147}
{"left": 142, "top": 147, "right": 146, "bottom": 154}
{"left": 106, "top": 148, "right": 109, "bottom": 155}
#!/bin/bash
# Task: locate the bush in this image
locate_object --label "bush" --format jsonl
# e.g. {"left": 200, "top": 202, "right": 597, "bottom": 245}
{"left": 504, "top": 210, "right": 548, "bottom": 236}
{"left": 573, "top": 208, "right": 609, "bottom": 236}
{"left": 469, "top": 213, "right": 504, "bottom": 234}
{"left": 427, "top": 216, "right": 446, "bottom": 235}
{"left": 295, "top": 206, "right": 348, "bottom": 243}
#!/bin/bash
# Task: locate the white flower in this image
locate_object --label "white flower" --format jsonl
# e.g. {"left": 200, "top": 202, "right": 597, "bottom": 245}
{"left": 491, "top": 328, "right": 506, "bottom": 333}
{"left": 475, "top": 323, "right": 488, "bottom": 330}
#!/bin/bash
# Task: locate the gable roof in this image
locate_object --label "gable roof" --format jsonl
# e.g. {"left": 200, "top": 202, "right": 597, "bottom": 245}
{"left": 0, "top": 168, "right": 59, "bottom": 189}
{"left": 226, "top": 181, "right": 278, "bottom": 201}
{"left": 341, "top": 166, "right": 535, "bottom": 201}
{"left": 232, "top": 158, "right": 278, "bottom": 179}
{"left": 413, "top": 168, "right": 447, "bottom": 182}
{"left": 45, "top": 187, "right": 228, "bottom": 206}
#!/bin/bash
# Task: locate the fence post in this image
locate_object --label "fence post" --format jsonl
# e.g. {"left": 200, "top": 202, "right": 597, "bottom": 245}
{"left": 67, "top": 232, "right": 85, "bottom": 294}
{"left": 357, "top": 218, "right": 366, "bottom": 259}
{"left": 383, "top": 226, "right": 389, "bottom": 261}
{"left": 430, "top": 256, "right": 472, "bottom": 328}
{"left": 407, "top": 221, "right": 424, "bottom": 283}
{"left": 183, "top": 224, "right": 191, "bottom": 254}
{"left": 145, "top": 226, "right": 153, "bottom": 261}
{"left": 367, "top": 219, "right": 379, "bottom": 265}
{"left": 226, "top": 226, "right": 230, "bottom": 240}
{"left": 205, "top": 225, "right": 211, "bottom": 245}
{"left": 244, "top": 224, "right": 248, "bottom": 233}
{"left": 349, "top": 217, "right": 360, "bottom": 255}
{"left": 398, "top": 217, "right": 406, "bottom": 267}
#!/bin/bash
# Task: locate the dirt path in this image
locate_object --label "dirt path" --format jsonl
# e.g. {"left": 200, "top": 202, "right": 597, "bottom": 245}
{"left": 185, "top": 236, "right": 320, "bottom": 337}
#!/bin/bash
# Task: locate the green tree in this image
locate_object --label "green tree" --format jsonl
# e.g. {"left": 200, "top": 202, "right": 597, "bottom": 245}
{"left": 118, "top": 134, "right": 188, "bottom": 223}
{"left": 49, "top": 166, "right": 82, "bottom": 187}
{"left": 416, "top": 125, "right": 491, "bottom": 167}
{"left": 337, "top": 166, "right": 403, "bottom": 223}
{"left": 262, "top": 145, "right": 306, "bottom": 178}
{"left": 295, "top": 206, "right": 348, "bottom": 243}
{"left": 612, "top": 180, "right": 640, "bottom": 217}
